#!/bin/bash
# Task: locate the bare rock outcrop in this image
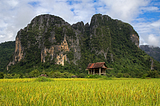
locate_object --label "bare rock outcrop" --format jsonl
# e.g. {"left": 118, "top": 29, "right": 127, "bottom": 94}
{"left": 130, "top": 34, "right": 139, "bottom": 48}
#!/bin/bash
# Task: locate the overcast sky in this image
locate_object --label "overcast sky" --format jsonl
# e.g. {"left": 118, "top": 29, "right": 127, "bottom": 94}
{"left": 0, "top": 0, "right": 160, "bottom": 47}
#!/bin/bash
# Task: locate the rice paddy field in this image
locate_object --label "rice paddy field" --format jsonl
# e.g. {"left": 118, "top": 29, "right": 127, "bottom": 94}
{"left": 0, "top": 78, "right": 160, "bottom": 106}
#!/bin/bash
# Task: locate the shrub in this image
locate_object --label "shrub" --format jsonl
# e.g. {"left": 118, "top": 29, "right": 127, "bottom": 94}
{"left": 116, "top": 73, "right": 123, "bottom": 78}
{"left": 29, "top": 69, "right": 40, "bottom": 78}
{"left": 12, "top": 74, "right": 21, "bottom": 78}
{"left": 106, "top": 73, "right": 113, "bottom": 77}
{"left": 0, "top": 72, "right": 4, "bottom": 79}
{"left": 137, "top": 72, "right": 144, "bottom": 78}
{"left": 123, "top": 73, "right": 130, "bottom": 78}
{"left": 142, "top": 74, "right": 148, "bottom": 79}
{"left": 104, "top": 77, "right": 112, "bottom": 80}
{"left": 87, "top": 74, "right": 102, "bottom": 78}
{"left": 4, "top": 74, "right": 13, "bottom": 79}
{"left": 52, "top": 72, "right": 64, "bottom": 78}
{"left": 63, "top": 72, "right": 72, "bottom": 78}
{"left": 77, "top": 73, "right": 87, "bottom": 78}
{"left": 35, "top": 76, "right": 51, "bottom": 82}
{"left": 147, "top": 70, "right": 159, "bottom": 78}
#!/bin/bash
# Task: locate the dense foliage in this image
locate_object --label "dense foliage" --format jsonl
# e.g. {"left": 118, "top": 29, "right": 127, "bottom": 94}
{"left": 140, "top": 45, "right": 160, "bottom": 62}
{"left": 1, "top": 14, "right": 160, "bottom": 78}
{"left": 77, "top": 14, "right": 160, "bottom": 77}
{"left": 0, "top": 41, "right": 15, "bottom": 72}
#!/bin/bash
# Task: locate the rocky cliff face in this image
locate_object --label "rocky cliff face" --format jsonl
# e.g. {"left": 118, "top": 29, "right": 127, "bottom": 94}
{"left": 7, "top": 14, "right": 140, "bottom": 71}
{"left": 84, "top": 14, "right": 139, "bottom": 61}
{"left": 7, "top": 14, "right": 82, "bottom": 69}
{"left": 130, "top": 34, "right": 139, "bottom": 48}
{"left": 14, "top": 36, "right": 24, "bottom": 62}
{"left": 7, "top": 35, "right": 24, "bottom": 69}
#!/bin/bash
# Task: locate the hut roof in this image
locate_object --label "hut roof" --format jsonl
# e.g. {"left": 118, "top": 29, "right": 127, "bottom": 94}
{"left": 86, "top": 62, "right": 107, "bottom": 69}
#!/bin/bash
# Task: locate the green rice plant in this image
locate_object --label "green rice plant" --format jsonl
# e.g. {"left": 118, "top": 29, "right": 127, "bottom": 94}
{"left": 0, "top": 78, "right": 159, "bottom": 106}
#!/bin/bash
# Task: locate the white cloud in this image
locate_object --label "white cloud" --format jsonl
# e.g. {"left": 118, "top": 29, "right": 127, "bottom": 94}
{"left": 0, "top": 0, "right": 38, "bottom": 43}
{"left": 14, "top": 4, "right": 36, "bottom": 27}
{"left": 0, "top": 0, "right": 160, "bottom": 48}
{"left": 0, "top": 0, "right": 97, "bottom": 44}
{"left": 133, "top": 19, "right": 160, "bottom": 47}
{"left": 148, "top": 34, "right": 160, "bottom": 46}
{"left": 101, "top": 0, "right": 150, "bottom": 22}
{"left": 0, "top": 35, "right": 4, "bottom": 38}
{"left": 151, "top": 19, "right": 160, "bottom": 27}
{"left": 141, "top": 6, "right": 159, "bottom": 12}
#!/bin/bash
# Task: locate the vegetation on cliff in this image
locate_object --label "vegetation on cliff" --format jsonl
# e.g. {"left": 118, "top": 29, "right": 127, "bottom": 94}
{"left": 1, "top": 14, "right": 160, "bottom": 78}
{"left": 0, "top": 41, "right": 15, "bottom": 72}
{"left": 140, "top": 45, "right": 160, "bottom": 62}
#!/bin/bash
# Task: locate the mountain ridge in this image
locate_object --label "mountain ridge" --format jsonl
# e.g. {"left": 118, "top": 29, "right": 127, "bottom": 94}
{"left": 140, "top": 45, "right": 160, "bottom": 62}
{"left": 3, "top": 14, "right": 160, "bottom": 77}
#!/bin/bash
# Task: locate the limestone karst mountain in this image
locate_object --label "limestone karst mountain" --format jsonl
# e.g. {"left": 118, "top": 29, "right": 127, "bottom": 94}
{"left": 5, "top": 14, "right": 160, "bottom": 76}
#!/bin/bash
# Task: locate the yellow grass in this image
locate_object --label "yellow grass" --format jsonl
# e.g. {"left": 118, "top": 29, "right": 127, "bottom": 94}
{"left": 0, "top": 78, "right": 160, "bottom": 106}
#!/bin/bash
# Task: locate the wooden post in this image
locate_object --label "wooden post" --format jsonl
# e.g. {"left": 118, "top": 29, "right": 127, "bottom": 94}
{"left": 99, "top": 68, "right": 101, "bottom": 75}
{"left": 93, "top": 69, "right": 95, "bottom": 75}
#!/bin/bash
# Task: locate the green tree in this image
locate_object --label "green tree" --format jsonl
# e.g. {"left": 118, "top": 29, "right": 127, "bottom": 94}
{"left": 0, "top": 72, "right": 4, "bottom": 79}
{"left": 63, "top": 72, "right": 72, "bottom": 78}
{"left": 52, "top": 71, "right": 63, "bottom": 78}
{"left": 147, "top": 70, "right": 159, "bottom": 78}
{"left": 116, "top": 73, "right": 123, "bottom": 78}
{"left": 77, "top": 73, "right": 87, "bottom": 78}
{"left": 29, "top": 69, "right": 40, "bottom": 77}
{"left": 0, "top": 41, "right": 15, "bottom": 72}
